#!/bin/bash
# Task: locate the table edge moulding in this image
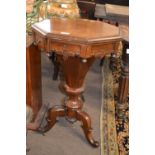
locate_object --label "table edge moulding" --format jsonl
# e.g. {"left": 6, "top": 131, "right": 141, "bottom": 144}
{"left": 32, "top": 18, "right": 122, "bottom": 58}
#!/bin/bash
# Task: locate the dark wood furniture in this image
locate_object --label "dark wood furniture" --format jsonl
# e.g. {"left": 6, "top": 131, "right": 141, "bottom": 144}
{"left": 94, "top": 3, "right": 129, "bottom": 24}
{"left": 77, "top": 0, "right": 96, "bottom": 19}
{"left": 117, "top": 24, "right": 129, "bottom": 119}
{"left": 77, "top": 0, "right": 129, "bottom": 20}
{"left": 26, "top": 35, "right": 42, "bottom": 121}
{"left": 96, "top": 0, "right": 129, "bottom": 6}
{"left": 94, "top": 3, "right": 107, "bottom": 20}
{"left": 105, "top": 4, "right": 129, "bottom": 25}
{"left": 31, "top": 18, "right": 121, "bottom": 147}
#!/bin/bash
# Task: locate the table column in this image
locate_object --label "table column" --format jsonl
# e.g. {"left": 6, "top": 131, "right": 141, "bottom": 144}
{"left": 41, "top": 55, "right": 99, "bottom": 147}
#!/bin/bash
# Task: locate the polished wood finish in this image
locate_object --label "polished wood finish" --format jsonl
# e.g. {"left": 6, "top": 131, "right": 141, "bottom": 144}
{"left": 32, "top": 18, "right": 121, "bottom": 147}
{"left": 32, "top": 18, "right": 121, "bottom": 57}
{"left": 43, "top": 56, "right": 99, "bottom": 147}
{"left": 26, "top": 35, "right": 42, "bottom": 120}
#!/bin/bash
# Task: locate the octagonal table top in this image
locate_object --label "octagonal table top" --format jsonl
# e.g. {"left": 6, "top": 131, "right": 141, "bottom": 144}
{"left": 32, "top": 18, "right": 121, "bottom": 44}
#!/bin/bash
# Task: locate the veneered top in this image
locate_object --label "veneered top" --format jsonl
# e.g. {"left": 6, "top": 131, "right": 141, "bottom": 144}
{"left": 32, "top": 18, "right": 121, "bottom": 44}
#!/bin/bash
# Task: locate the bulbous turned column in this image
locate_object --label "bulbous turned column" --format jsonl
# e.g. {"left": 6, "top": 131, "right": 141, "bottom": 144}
{"left": 41, "top": 55, "right": 99, "bottom": 147}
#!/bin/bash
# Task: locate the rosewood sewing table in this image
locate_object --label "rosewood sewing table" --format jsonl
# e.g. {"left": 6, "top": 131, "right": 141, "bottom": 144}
{"left": 31, "top": 18, "right": 121, "bottom": 147}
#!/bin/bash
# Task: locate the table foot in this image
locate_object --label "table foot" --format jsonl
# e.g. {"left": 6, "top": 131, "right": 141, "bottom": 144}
{"left": 76, "top": 110, "right": 99, "bottom": 147}
{"left": 40, "top": 105, "right": 65, "bottom": 133}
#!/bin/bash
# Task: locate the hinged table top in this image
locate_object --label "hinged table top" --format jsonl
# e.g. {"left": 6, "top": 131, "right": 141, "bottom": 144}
{"left": 32, "top": 18, "right": 121, "bottom": 44}
{"left": 32, "top": 18, "right": 122, "bottom": 58}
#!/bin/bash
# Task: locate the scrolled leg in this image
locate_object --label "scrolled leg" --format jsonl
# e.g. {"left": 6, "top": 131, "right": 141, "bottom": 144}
{"left": 40, "top": 105, "right": 65, "bottom": 133}
{"left": 76, "top": 110, "right": 99, "bottom": 147}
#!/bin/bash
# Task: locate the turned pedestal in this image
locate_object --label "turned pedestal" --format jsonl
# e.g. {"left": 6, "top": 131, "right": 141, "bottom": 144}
{"left": 32, "top": 18, "right": 121, "bottom": 147}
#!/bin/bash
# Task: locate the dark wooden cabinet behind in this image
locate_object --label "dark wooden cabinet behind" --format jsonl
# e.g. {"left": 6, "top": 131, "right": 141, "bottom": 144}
{"left": 95, "top": 0, "right": 129, "bottom": 6}
{"left": 26, "top": 35, "right": 42, "bottom": 120}
{"left": 77, "top": 0, "right": 129, "bottom": 19}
